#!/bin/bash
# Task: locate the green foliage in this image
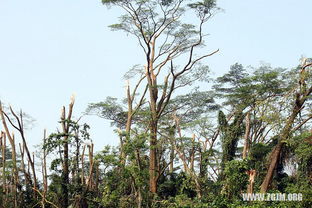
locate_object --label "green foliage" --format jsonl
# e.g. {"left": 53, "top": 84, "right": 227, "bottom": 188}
{"left": 99, "top": 167, "right": 138, "bottom": 207}
{"left": 188, "top": 0, "right": 220, "bottom": 18}
{"left": 95, "top": 145, "right": 119, "bottom": 167}
{"left": 214, "top": 63, "right": 290, "bottom": 111}
{"left": 86, "top": 97, "right": 126, "bottom": 128}
{"left": 293, "top": 132, "right": 312, "bottom": 176}
{"left": 222, "top": 160, "right": 249, "bottom": 200}
{"left": 168, "top": 90, "right": 219, "bottom": 125}
{"left": 218, "top": 110, "right": 244, "bottom": 175}
{"left": 249, "top": 142, "right": 273, "bottom": 171}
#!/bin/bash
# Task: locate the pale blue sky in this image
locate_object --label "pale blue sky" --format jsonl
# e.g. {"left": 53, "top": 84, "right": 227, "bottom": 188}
{"left": 0, "top": 0, "right": 311, "bottom": 152}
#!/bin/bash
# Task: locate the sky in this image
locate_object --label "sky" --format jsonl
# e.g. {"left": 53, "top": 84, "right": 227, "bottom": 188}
{"left": 0, "top": 0, "right": 311, "bottom": 153}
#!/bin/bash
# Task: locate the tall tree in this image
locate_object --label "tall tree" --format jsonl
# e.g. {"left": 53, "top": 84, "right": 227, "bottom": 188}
{"left": 101, "top": 0, "right": 219, "bottom": 194}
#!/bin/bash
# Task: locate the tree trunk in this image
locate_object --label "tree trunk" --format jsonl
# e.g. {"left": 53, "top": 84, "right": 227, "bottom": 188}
{"left": 169, "top": 138, "right": 175, "bottom": 174}
{"left": 149, "top": 121, "right": 158, "bottom": 194}
{"left": 1, "top": 132, "right": 7, "bottom": 206}
{"left": 147, "top": 59, "right": 159, "bottom": 194}
{"left": 95, "top": 162, "right": 100, "bottom": 192}
{"left": 42, "top": 130, "right": 48, "bottom": 208}
{"left": 60, "top": 97, "right": 74, "bottom": 208}
{"left": 243, "top": 112, "right": 251, "bottom": 159}
{"left": 10, "top": 134, "right": 18, "bottom": 208}
{"left": 0, "top": 105, "right": 18, "bottom": 208}
{"left": 87, "top": 143, "right": 94, "bottom": 190}
{"left": 190, "top": 134, "right": 196, "bottom": 171}
{"left": 260, "top": 120, "right": 295, "bottom": 193}
{"left": 260, "top": 142, "right": 283, "bottom": 193}
{"left": 62, "top": 137, "right": 69, "bottom": 208}
{"left": 81, "top": 145, "right": 86, "bottom": 186}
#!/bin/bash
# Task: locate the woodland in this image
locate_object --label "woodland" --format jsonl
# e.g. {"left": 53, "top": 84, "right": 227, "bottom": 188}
{"left": 0, "top": 0, "right": 312, "bottom": 207}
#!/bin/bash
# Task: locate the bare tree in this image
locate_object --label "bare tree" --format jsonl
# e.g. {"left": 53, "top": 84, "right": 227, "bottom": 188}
{"left": 0, "top": 104, "right": 18, "bottom": 207}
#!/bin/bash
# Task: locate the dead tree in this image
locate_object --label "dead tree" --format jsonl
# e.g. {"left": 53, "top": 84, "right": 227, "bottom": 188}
{"left": 60, "top": 96, "right": 75, "bottom": 208}
{"left": 0, "top": 104, "right": 18, "bottom": 208}
{"left": 0, "top": 105, "right": 37, "bottom": 190}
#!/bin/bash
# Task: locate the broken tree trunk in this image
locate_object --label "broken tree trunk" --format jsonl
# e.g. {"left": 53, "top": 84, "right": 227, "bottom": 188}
{"left": 0, "top": 104, "right": 18, "bottom": 207}
{"left": 246, "top": 169, "right": 256, "bottom": 193}
{"left": 260, "top": 63, "right": 312, "bottom": 193}
{"left": 60, "top": 96, "right": 75, "bottom": 208}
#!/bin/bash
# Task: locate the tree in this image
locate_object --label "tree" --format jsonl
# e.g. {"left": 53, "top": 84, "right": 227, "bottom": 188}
{"left": 101, "top": 0, "right": 219, "bottom": 194}
{"left": 44, "top": 96, "right": 93, "bottom": 207}
{"left": 60, "top": 96, "right": 74, "bottom": 208}
{"left": 260, "top": 61, "right": 312, "bottom": 192}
